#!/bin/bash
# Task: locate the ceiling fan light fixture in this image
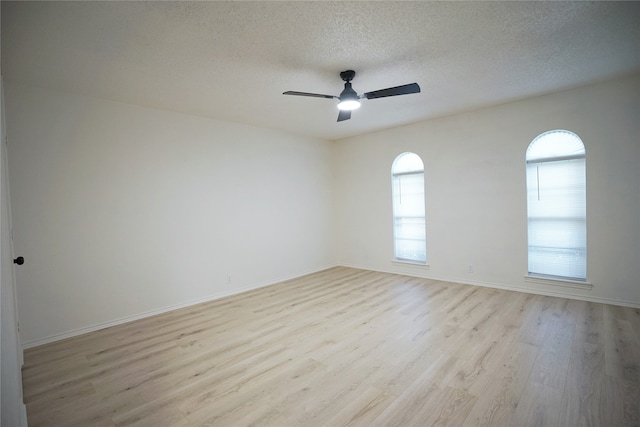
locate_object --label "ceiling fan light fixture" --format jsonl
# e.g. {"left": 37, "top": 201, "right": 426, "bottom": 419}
{"left": 337, "top": 98, "right": 361, "bottom": 111}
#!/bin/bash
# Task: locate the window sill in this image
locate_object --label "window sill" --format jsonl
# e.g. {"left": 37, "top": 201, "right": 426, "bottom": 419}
{"left": 391, "top": 259, "right": 429, "bottom": 274}
{"left": 393, "top": 259, "right": 429, "bottom": 268}
{"left": 524, "top": 274, "right": 592, "bottom": 290}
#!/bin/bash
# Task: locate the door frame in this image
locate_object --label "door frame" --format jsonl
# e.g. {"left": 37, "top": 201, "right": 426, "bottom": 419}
{"left": 1, "top": 76, "right": 28, "bottom": 426}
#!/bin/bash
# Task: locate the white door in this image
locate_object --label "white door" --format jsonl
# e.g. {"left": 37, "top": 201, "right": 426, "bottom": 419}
{"left": 0, "top": 78, "right": 28, "bottom": 426}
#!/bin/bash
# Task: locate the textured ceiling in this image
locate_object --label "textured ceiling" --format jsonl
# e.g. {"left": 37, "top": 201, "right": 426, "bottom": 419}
{"left": 2, "top": 1, "right": 640, "bottom": 141}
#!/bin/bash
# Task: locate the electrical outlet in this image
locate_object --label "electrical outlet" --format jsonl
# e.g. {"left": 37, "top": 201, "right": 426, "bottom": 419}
{"left": 226, "top": 276, "right": 232, "bottom": 284}
{"left": 467, "top": 265, "right": 474, "bottom": 273}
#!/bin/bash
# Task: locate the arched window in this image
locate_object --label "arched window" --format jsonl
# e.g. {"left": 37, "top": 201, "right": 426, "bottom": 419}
{"left": 391, "top": 152, "right": 426, "bottom": 263}
{"left": 526, "top": 130, "right": 586, "bottom": 280}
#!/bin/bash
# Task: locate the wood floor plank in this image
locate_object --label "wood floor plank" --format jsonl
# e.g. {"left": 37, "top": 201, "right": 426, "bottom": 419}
{"left": 557, "top": 301, "right": 607, "bottom": 426}
{"left": 462, "top": 342, "right": 540, "bottom": 427}
{"left": 323, "top": 386, "right": 396, "bottom": 427}
{"left": 510, "top": 381, "right": 563, "bottom": 427}
{"left": 528, "top": 317, "right": 575, "bottom": 390}
{"left": 603, "top": 304, "right": 640, "bottom": 426}
{"left": 21, "top": 267, "right": 640, "bottom": 426}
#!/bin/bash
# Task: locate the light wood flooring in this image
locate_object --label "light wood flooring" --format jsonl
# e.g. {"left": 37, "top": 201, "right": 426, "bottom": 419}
{"left": 22, "top": 267, "right": 640, "bottom": 426}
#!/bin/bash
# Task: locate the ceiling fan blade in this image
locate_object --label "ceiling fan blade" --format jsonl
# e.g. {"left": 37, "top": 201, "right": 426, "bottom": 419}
{"left": 337, "top": 110, "right": 351, "bottom": 122}
{"left": 364, "top": 83, "right": 421, "bottom": 100}
{"left": 283, "top": 91, "right": 337, "bottom": 99}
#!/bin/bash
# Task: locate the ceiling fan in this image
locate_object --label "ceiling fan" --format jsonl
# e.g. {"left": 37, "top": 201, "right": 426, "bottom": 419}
{"left": 283, "top": 70, "right": 421, "bottom": 122}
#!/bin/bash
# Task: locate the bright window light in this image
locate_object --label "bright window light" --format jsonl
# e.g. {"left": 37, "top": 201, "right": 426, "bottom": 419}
{"left": 526, "top": 129, "right": 586, "bottom": 281}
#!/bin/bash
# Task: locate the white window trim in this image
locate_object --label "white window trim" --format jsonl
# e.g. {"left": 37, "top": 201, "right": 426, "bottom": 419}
{"left": 524, "top": 274, "right": 592, "bottom": 290}
{"left": 393, "top": 259, "right": 429, "bottom": 267}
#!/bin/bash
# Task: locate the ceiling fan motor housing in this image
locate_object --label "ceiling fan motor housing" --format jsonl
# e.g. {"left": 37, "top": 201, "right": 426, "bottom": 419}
{"left": 340, "top": 70, "right": 356, "bottom": 82}
{"left": 339, "top": 82, "right": 358, "bottom": 100}
{"left": 339, "top": 70, "right": 359, "bottom": 109}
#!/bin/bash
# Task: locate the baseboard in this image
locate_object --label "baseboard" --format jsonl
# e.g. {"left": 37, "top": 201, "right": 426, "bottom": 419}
{"left": 20, "top": 403, "right": 28, "bottom": 427}
{"left": 338, "top": 262, "right": 640, "bottom": 309}
{"left": 22, "top": 263, "right": 338, "bottom": 349}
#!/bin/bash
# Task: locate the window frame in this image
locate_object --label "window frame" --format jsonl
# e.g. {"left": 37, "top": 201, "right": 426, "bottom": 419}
{"left": 391, "top": 152, "right": 427, "bottom": 265}
{"left": 525, "top": 130, "right": 588, "bottom": 283}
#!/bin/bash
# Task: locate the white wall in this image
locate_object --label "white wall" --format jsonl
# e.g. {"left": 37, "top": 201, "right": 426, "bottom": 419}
{"left": 4, "top": 82, "right": 335, "bottom": 346}
{"left": 334, "top": 74, "right": 640, "bottom": 307}
{"left": 5, "top": 74, "right": 639, "bottom": 347}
